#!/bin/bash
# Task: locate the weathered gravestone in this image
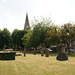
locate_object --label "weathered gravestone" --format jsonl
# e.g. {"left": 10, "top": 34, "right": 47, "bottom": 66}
{"left": 45, "top": 48, "right": 49, "bottom": 57}
{"left": 41, "top": 48, "right": 44, "bottom": 56}
{"left": 56, "top": 40, "right": 68, "bottom": 61}
{"left": 39, "top": 44, "right": 44, "bottom": 56}
{"left": 41, "top": 43, "right": 46, "bottom": 56}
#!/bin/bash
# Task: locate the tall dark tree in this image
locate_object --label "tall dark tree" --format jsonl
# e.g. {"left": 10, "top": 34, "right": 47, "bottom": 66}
{"left": 11, "top": 29, "right": 27, "bottom": 50}
{"left": 30, "top": 17, "right": 53, "bottom": 49}
{"left": 16, "top": 30, "right": 27, "bottom": 49}
{"left": 11, "top": 29, "right": 19, "bottom": 49}
{"left": 22, "top": 30, "right": 32, "bottom": 48}
{"left": 0, "top": 28, "right": 11, "bottom": 49}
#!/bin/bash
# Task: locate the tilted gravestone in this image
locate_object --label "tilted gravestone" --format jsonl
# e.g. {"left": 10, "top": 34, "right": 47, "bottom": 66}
{"left": 41, "top": 48, "right": 44, "bottom": 56}
{"left": 45, "top": 48, "right": 49, "bottom": 57}
{"left": 56, "top": 40, "right": 68, "bottom": 61}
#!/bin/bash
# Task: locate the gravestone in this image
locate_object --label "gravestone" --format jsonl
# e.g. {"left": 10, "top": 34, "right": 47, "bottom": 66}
{"left": 56, "top": 40, "right": 68, "bottom": 61}
{"left": 45, "top": 48, "right": 49, "bottom": 57}
{"left": 41, "top": 48, "right": 44, "bottom": 56}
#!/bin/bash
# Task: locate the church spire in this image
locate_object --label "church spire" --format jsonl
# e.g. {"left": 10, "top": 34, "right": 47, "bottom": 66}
{"left": 24, "top": 12, "right": 31, "bottom": 30}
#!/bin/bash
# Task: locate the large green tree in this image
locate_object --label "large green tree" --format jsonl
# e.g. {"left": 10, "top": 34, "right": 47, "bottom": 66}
{"left": 22, "top": 30, "right": 32, "bottom": 48}
{"left": 59, "top": 23, "right": 75, "bottom": 53}
{"left": 11, "top": 29, "right": 19, "bottom": 49}
{"left": 16, "top": 30, "right": 27, "bottom": 49}
{"left": 30, "top": 17, "right": 53, "bottom": 49}
{"left": 11, "top": 29, "right": 27, "bottom": 50}
{"left": 45, "top": 26, "right": 60, "bottom": 47}
{"left": 59, "top": 23, "right": 75, "bottom": 45}
{"left": 0, "top": 28, "right": 11, "bottom": 49}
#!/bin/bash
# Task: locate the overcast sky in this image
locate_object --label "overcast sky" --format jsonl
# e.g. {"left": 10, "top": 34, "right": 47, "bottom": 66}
{"left": 0, "top": 0, "right": 75, "bottom": 32}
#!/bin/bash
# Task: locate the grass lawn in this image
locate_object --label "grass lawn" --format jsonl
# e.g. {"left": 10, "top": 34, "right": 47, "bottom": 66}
{"left": 0, "top": 52, "right": 75, "bottom": 75}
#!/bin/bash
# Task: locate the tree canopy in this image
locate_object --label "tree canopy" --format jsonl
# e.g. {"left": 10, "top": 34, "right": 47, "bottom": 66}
{"left": 0, "top": 17, "right": 75, "bottom": 52}
{"left": 0, "top": 28, "right": 11, "bottom": 49}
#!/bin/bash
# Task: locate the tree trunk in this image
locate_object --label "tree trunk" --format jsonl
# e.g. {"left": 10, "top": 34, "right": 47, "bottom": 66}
{"left": 24, "top": 48, "right": 26, "bottom": 57}
{"left": 67, "top": 43, "right": 70, "bottom": 54}
{"left": 34, "top": 48, "right": 36, "bottom": 55}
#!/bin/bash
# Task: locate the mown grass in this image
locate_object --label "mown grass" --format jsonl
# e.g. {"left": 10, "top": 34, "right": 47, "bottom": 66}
{"left": 0, "top": 52, "right": 75, "bottom": 75}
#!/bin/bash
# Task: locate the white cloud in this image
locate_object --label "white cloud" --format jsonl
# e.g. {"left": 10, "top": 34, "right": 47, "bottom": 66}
{"left": 3, "top": 0, "right": 6, "bottom": 3}
{"left": 0, "top": 0, "right": 75, "bottom": 32}
{"left": 33, "top": 0, "right": 75, "bottom": 25}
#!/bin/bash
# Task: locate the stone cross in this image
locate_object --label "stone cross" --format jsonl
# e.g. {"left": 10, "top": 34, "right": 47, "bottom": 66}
{"left": 58, "top": 40, "right": 65, "bottom": 53}
{"left": 56, "top": 39, "right": 68, "bottom": 61}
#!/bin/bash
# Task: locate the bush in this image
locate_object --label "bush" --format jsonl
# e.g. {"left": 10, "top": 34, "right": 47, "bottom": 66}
{"left": 0, "top": 52, "right": 16, "bottom": 60}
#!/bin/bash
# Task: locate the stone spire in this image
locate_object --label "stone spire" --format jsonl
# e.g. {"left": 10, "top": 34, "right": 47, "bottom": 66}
{"left": 24, "top": 13, "right": 31, "bottom": 30}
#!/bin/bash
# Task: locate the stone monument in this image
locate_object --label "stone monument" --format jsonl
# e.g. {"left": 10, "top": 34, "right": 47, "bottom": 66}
{"left": 45, "top": 48, "right": 49, "bottom": 57}
{"left": 41, "top": 48, "right": 44, "bottom": 56}
{"left": 56, "top": 40, "right": 68, "bottom": 61}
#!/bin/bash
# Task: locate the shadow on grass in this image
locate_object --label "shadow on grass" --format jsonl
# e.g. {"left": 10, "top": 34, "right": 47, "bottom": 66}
{"left": 49, "top": 51, "right": 75, "bottom": 57}
{"left": 26, "top": 51, "right": 58, "bottom": 56}
{"left": 0, "top": 59, "right": 15, "bottom": 61}
{"left": 67, "top": 53, "right": 75, "bottom": 57}
{"left": 49, "top": 52, "right": 58, "bottom": 56}
{"left": 16, "top": 51, "right": 75, "bottom": 57}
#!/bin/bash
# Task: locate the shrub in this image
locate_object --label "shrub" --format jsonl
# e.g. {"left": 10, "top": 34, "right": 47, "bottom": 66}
{"left": 0, "top": 52, "right": 16, "bottom": 60}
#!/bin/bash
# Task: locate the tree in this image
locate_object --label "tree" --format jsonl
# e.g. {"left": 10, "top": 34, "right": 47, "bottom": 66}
{"left": 31, "top": 17, "right": 53, "bottom": 49}
{"left": 11, "top": 29, "right": 27, "bottom": 50}
{"left": 0, "top": 30, "right": 3, "bottom": 49}
{"left": 11, "top": 29, "right": 19, "bottom": 49}
{"left": 16, "top": 30, "right": 27, "bottom": 49}
{"left": 22, "top": 30, "right": 32, "bottom": 48}
{"left": 45, "top": 26, "right": 60, "bottom": 47}
{"left": 60, "top": 23, "right": 72, "bottom": 43}
{"left": 60, "top": 23, "right": 75, "bottom": 53}
{"left": 0, "top": 28, "right": 11, "bottom": 49}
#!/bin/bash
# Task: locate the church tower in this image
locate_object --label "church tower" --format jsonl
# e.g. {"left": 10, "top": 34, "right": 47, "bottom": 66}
{"left": 24, "top": 13, "right": 31, "bottom": 30}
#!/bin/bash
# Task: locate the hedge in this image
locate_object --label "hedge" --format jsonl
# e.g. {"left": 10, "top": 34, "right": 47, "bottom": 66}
{"left": 0, "top": 52, "right": 16, "bottom": 60}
